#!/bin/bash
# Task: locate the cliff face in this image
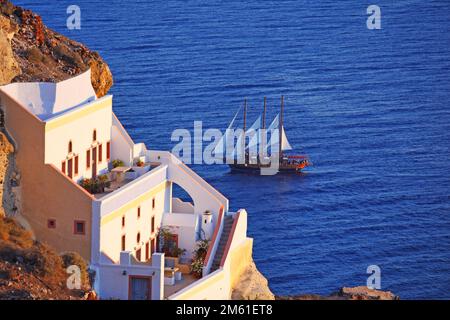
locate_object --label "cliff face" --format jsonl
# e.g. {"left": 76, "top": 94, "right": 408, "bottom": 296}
{"left": 0, "top": 132, "right": 15, "bottom": 218}
{"left": 277, "top": 286, "right": 399, "bottom": 300}
{"left": 231, "top": 259, "right": 275, "bottom": 300}
{"left": 0, "top": 0, "right": 113, "bottom": 97}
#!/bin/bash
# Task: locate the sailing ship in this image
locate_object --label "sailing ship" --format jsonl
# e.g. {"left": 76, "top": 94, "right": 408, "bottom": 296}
{"left": 214, "top": 96, "right": 311, "bottom": 174}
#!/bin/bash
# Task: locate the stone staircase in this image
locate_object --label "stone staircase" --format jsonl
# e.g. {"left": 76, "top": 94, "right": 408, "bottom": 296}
{"left": 210, "top": 215, "right": 234, "bottom": 271}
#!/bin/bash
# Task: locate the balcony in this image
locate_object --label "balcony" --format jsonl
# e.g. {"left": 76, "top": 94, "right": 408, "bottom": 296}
{"left": 79, "top": 161, "right": 162, "bottom": 199}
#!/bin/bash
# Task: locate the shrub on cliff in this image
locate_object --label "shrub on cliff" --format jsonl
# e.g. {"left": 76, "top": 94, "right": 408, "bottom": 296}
{"left": 61, "top": 251, "right": 89, "bottom": 288}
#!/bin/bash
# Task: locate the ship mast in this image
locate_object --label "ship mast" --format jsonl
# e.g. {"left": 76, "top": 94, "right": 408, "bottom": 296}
{"left": 262, "top": 97, "right": 266, "bottom": 129}
{"left": 243, "top": 98, "right": 247, "bottom": 131}
{"left": 242, "top": 98, "right": 247, "bottom": 163}
{"left": 279, "top": 95, "right": 284, "bottom": 159}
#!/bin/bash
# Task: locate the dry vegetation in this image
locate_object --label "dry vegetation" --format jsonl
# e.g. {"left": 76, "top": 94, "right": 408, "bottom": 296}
{"left": 0, "top": 217, "right": 90, "bottom": 300}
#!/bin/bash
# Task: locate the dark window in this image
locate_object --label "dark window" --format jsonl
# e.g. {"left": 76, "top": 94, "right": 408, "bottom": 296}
{"left": 122, "top": 216, "right": 125, "bottom": 228}
{"left": 164, "top": 234, "right": 178, "bottom": 257}
{"left": 137, "top": 232, "right": 141, "bottom": 243}
{"left": 136, "top": 249, "right": 141, "bottom": 261}
{"left": 121, "top": 235, "right": 126, "bottom": 251}
{"left": 93, "top": 130, "right": 97, "bottom": 141}
{"left": 99, "top": 144, "right": 103, "bottom": 162}
{"left": 68, "top": 158, "right": 73, "bottom": 178}
{"left": 47, "top": 219, "right": 56, "bottom": 229}
{"left": 86, "top": 149, "right": 91, "bottom": 169}
{"left": 74, "top": 156, "right": 79, "bottom": 175}
{"left": 152, "top": 198, "right": 155, "bottom": 209}
{"left": 145, "top": 242, "right": 150, "bottom": 261}
{"left": 151, "top": 216, "right": 155, "bottom": 234}
{"left": 68, "top": 141, "right": 72, "bottom": 153}
{"left": 137, "top": 207, "right": 141, "bottom": 219}
{"left": 106, "top": 141, "right": 111, "bottom": 160}
{"left": 74, "top": 221, "right": 85, "bottom": 235}
{"left": 61, "top": 161, "right": 66, "bottom": 174}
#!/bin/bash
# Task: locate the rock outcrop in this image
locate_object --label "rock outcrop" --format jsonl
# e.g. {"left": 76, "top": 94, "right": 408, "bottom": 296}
{"left": 232, "top": 259, "right": 275, "bottom": 300}
{"left": 277, "top": 286, "right": 399, "bottom": 300}
{"left": 0, "top": 14, "right": 20, "bottom": 84}
{"left": 0, "top": 132, "right": 15, "bottom": 218}
{"left": 0, "top": 0, "right": 113, "bottom": 97}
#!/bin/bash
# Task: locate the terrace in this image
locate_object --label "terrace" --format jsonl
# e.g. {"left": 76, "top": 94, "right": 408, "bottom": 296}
{"left": 79, "top": 159, "right": 162, "bottom": 199}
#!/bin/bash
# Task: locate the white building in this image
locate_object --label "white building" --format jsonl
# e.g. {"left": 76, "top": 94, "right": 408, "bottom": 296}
{"left": 0, "top": 70, "right": 254, "bottom": 300}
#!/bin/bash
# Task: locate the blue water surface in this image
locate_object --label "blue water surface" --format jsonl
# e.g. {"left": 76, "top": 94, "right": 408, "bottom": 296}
{"left": 13, "top": 0, "right": 450, "bottom": 299}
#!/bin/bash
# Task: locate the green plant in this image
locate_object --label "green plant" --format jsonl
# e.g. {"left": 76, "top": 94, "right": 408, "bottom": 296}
{"left": 190, "top": 239, "right": 210, "bottom": 278}
{"left": 112, "top": 159, "right": 125, "bottom": 168}
{"left": 190, "top": 258, "right": 204, "bottom": 278}
{"left": 170, "top": 247, "right": 186, "bottom": 258}
{"left": 156, "top": 227, "right": 185, "bottom": 258}
{"left": 79, "top": 176, "right": 110, "bottom": 194}
{"left": 136, "top": 160, "right": 145, "bottom": 167}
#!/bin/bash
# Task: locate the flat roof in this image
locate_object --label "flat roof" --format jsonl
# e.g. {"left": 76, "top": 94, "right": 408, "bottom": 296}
{"left": 0, "top": 69, "right": 97, "bottom": 121}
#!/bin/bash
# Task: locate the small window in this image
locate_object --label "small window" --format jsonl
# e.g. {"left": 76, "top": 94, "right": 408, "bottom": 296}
{"left": 74, "top": 156, "right": 79, "bottom": 175}
{"left": 137, "top": 207, "right": 141, "bottom": 219}
{"left": 68, "top": 141, "right": 73, "bottom": 153}
{"left": 136, "top": 249, "right": 141, "bottom": 262}
{"left": 74, "top": 221, "right": 86, "bottom": 235}
{"left": 93, "top": 130, "right": 97, "bottom": 141}
{"left": 106, "top": 141, "right": 111, "bottom": 161}
{"left": 121, "top": 235, "right": 126, "bottom": 251}
{"left": 86, "top": 149, "right": 91, "bottom": 169}
{"left": 122, "top": 216, "right": 125, "bottom": 228}
{"left": 137, "top": 232, "right": 141, "bottom": 244}
{"left": 47, "top": 219, "right": 56, "bottom": 229}
{"left": 98, "top": 144, "right": 103, "bottom": 162}
{"left": 151, "top": 216, "right": 155, "bottom": 234}
{"left": 61, "top": 161, "right": 66, "bottom": 174}
{"left": 152, "top": 197, "right": 156, "bottom": 209}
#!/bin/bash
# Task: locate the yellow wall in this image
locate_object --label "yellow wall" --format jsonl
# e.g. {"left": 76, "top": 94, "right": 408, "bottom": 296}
{"left": 229, "top": 238, "right": 253, "bottom": 289}
{"left": 100, "top": 181, "right": 170, "bottom": 262}
{"left": 1, "top": 93, "right": 94, "bottom": 260}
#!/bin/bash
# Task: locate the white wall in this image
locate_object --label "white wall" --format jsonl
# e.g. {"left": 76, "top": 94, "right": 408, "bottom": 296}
{"left": 111, "top": 113, "right": 134, "bottom": 166}
{"left": 98, "top": 171, "right": 169, "bottom": 263}
{"left": 168, "top": 211, "right": 249, "bottom": 300}
{"left": 162, "top": 212, "right": 199, "bottom": 260}
{"left": 95, "top": 252, "right": 164, "bottom": 300}
{"left": 172, "top": 198, "right": 194, "bottom": 213}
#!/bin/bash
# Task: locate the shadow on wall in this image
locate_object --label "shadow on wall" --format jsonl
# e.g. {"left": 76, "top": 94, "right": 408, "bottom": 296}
{"left": 0, "top": 109, "right": 19, "bottom": 217}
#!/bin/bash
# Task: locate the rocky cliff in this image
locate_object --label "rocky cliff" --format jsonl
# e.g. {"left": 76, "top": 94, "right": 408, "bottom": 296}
{"left": 277, "top": 286, "right": 399, "bottom": 300}
{"left": 0, "top": 0, "right": 113, "bottom": 97}
{"left": 232, "top": 259, "right": 275, "bottom": 300}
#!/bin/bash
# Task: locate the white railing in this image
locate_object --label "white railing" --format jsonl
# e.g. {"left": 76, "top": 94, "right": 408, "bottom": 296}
{"left": 97, "top": 164, "right": 167, "bottom": 217}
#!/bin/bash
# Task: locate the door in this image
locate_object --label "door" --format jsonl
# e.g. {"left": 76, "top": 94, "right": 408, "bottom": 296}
{"left": 129, "top": 276, "right": 151, "bottom": 300}
{"left": 91, "top": 147, "right": 97, "bottom": 179}
{"left": 151, "top": 238, "right": 155, "bottom": 255}
{"left": 136, "top": 248, "right": 141, "bottom": 261}
{"left": 68, "top": 158, "right": 73, "bottom": 178}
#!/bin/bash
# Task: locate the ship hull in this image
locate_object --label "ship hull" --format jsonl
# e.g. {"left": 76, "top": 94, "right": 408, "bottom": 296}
{"left": 228, "top": 162, "right": 306, "bottom": 174}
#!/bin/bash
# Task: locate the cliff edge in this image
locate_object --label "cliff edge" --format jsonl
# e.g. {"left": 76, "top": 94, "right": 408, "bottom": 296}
{"left": 232, "top": 259, "right": 275, "bottom": 300}
{"left": 0, "top": 0, "right": 112, "bottom": 97}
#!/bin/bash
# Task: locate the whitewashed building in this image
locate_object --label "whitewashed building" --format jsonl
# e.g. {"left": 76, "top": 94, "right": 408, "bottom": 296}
{"left": 0, "top": 70, "right": 254, "bottom": 300}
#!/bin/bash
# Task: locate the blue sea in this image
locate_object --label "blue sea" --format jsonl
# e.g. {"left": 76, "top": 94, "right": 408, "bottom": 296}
{"left": 14, "top": 0, "right": 450, "bottom": 299}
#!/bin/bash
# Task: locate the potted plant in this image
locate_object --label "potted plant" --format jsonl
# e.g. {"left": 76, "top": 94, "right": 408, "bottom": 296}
{"left": 112, "top": 159, "right": 125, "bottom": 168}
{"left": 136, "top": 160, "right": 145, "bottom": 167}
{"left": 190, "top": 239, "right": 209, "bottom": 278}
